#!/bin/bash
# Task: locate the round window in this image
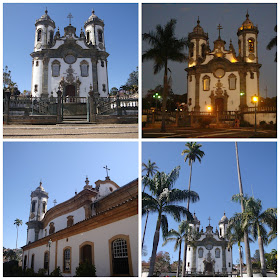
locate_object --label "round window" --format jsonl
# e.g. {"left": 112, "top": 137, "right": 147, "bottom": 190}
{"left": 214, "top": 68, "right": 225, "bottom": 78}
{"left": 65, "top": 54, "right": 76, "bottom": 64}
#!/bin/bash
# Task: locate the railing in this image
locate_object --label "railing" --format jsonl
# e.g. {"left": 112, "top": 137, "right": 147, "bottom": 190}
{"left": 62, "top": 96, "right": 87, "bottom": 103}
{"left": 243, "top": 106, "right": 276, "bottom": 113}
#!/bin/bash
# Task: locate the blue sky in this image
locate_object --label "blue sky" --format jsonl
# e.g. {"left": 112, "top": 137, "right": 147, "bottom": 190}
{"left": 143, "top": 3, "right": 277, "bottom": 97}
{"left": 3, "top": 142, "right": 138, "bottom": 249}
{"left": 142, "top": 142, "right": 277, "bottom": 265}
{"left": 3, "top": 3, "right": 138, "bottom": 92}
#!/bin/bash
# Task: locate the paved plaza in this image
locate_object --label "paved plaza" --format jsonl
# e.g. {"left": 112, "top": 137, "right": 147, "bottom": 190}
{"left": 143, "top": 126, "right": 276, "bottom": 138}
{"left": 4, "top": 124, "right": 138, "bottom": 139}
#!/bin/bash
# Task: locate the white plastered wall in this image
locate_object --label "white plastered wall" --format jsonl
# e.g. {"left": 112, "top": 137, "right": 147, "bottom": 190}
{"left": 97, "top": 60, "right": 108, "bottom": 97}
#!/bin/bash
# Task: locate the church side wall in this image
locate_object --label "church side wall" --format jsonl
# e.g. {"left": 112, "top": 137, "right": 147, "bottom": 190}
{"left": 245, "top": 73, "right": 258, "bottom": 105}
{"left": 186, "top": 246, "right": 193, "bottom": 272}
{"left": 226, "top": 247, "right": 232, "bottom": 272}
{"left": 97, "top": 60, "right": 109, "bottom": 97}
{"left": 23, "top": 215, "right": 138, "bottom": 276}
{"left": 31, "top": 59, "right": 43, "bottom": 97}
{"left": 187, "top": 75, "right": 195, "bottom": 111}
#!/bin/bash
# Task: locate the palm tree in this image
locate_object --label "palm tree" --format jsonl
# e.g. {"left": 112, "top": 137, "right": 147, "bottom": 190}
{"left": 142, "top": 166, "right": 199, "bottom": 277}
{"left": 142, "top": 160, "right": 159, "bottom": 249}
{"left": 14, "top": 218, "right": 23, "bottom": 249}
{"left": 232, "top": 194, "right": 277, "bottom": 277}
{"left": 235, "top": 142, "right": 253, "bottom": 277}
{"left": 162, "top": 221, "right": 190, "bottom": 277}
{"left": 181, "top": 142, "right": 204, "bottom": 276}
{"left": 267, "top": 208, "right": 277, "bottom": 244}
{"left": 143, "top": 19, "right": 188, "bottom": 132}
{"left": 227, "top": 214, "right": 253, "bottom": 277}
{"left": 266, "top": 25, "right": 277, "bottom": 62}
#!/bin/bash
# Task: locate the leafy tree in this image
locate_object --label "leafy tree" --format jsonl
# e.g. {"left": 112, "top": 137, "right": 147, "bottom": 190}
{"left": 109, "top": 87, "right": 118, "bottom": 96}
{"left": 266, "top": 25, "right": 277, "bottom": 62}
{"left": 14, "top": 219, "right": 23, "bottom": 249}
{"left": 126, "top": 67, "right": 138, "bottom": 88}
{"left": 232, "top": 194, "right": 277, "bottom": 277}
{"left": 153, "top": 251, "right": 171, "bottom": 276}
{"left": 265, "top": 249, "right": 277, "bottom": 273}
{"left": 143, "top": 19, "right": 188, "bottom": 132}
{"left": 142, "top": 166, "right": 199, "bottom": 276}
{"left": 181, "top": 142, "right": 204, "bottom": 276}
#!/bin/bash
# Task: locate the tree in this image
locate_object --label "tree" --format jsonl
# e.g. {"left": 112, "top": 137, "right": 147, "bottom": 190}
{"left": 14, "top": 219, "right": 22, "bottom": 250}
{"left": 142, "top": 166, "right": 199, "bottom": 276}
{"left": 153, "top": 251, "right": 171, "bottom": 276}
{"left": 232, "top": 194, "right": 277, "bottom": 277}
{"left": 181, "top": 142, "right": 205, "bottom": 276}
{"left": 143, "top": 19, "right": 188, "bottom": 132}
{"left": 142, "top": 160, "right": 159, "bottom": 249}
{"left": 266, "top": 25, "right": 277, "bottom": 62}
{"left": 227, "top": 216, "right": 253, "bottom": 277}
{"left": 126, "top": 67, "right": 138, "bottom": 88}
{"left": 265, "top": 249, "right": 277, "bottom": 273}
{"left": 109, "top": 87, "right": 118, "bottom": 96}
{"left": 235, "top": 142, "right": 253, "bottom": 277}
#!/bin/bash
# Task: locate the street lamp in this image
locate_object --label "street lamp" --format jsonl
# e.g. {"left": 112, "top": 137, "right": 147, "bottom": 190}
{"left": 251, "top": 95, "right": 258, "bottom": 134}
{"left": 48, "top": 239, "right": 52, "bottom": 275}
{"left": 152, "top": 92, "right": 161, "bottom": 111}
{"left": 207, "top": 105, "right": 212, "bottom": 112}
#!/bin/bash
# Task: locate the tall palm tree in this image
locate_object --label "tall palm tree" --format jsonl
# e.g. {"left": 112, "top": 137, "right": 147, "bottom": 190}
{"left": 181, "top": 142, "right": 204, "bottom": 276}
{"left": 232, "top": 194, "right": 277, "bottom": 277}
{"left": 142, "top": 160, "right": 159, "bottom": 249}
{"left": 227, "top": 215, "right": 253, "bottom": 277}
{"left": 143, "top": 19, "right": 188, "bottom": 132}
{"left": 14, "top": 218, "right": 23, "bottom": 249}
{"left": 235, "top": 142, "right": 253, "bottom": 277}
{"left": 266, "top": 25, "right": 277, "bottom": 62}
{"left": 142, "top": 166, "right": 199, "bottom": 277}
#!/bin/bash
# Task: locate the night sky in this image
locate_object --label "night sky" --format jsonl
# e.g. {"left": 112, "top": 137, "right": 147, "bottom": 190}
{"left": 142, "top": 3, "right": 276, "bottom": 98}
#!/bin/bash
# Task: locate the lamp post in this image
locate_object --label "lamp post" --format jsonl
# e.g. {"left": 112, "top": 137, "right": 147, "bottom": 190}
{"left": 251, "top": 95, "right": 258, "bottom": 134}
{"left": 48, "top": 239, "right": 52, "bottom": 275}
{"left": 152, "top": 92, "right": 161, "bottom": 111}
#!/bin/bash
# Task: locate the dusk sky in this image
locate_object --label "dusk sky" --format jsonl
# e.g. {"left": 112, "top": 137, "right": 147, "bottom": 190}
{"left": 142, "top": 142, "right": 277, "bottom": 265}
{"left": 3, "top": 3, "right": 138, "bottom": 93}
{"left": 143, "top": 3, "right": 276, "bottom": 97}
{"left": 3, "top": 142, "right": 138, "bottom": 249}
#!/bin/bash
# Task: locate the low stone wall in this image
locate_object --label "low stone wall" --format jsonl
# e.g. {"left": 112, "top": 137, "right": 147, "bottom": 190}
{"left": 243, "top": 112, "right": 276, "bottom": 125}
{"left": 96, "top": 115, "right": 138, "bottom": 124}
{"left": 63, "top": 103, "right": 87, "bottom": 116}
{"left": 5, "top": 115, "right": 57, "bottom": 125}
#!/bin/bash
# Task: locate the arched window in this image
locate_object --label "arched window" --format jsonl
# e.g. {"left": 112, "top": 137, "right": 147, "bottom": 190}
{"left": 37, "top": 29, "right": 42, "bottom": 42}
{"left": 201, "top": 44, "right": 206, "bottom": 59}
{"left": 220, "top": 228, "right": 222, "bottom": 236}
{"left": 44, "top": 251, "right": 49, "bottom": 270}
{"left": 79, "top": 242, "right": 94, "bottom": 265}
{"left": 63, "top": 247, "right": 71, "bottom": 273}
{"left": 49, "top": 222, "right": 55, "bottom": 234}
{"left": 42, "top": 202, "right": 46, "bottom": 213}
{"left": 86, "top": 31, "right": 90, "bottom": 43}
{"left": 238, "top": 40, "right": 241, "bottom": 55}
{"left": 67, "top": 216, "right": 74, "bottom": 227}
{"left": 36, "top": 61, "right": 39, "bottom": 67}
{"left": 248, "top": 38, "right": 255, "bottom": 53}
{"left": 24, "top": 255, "right": 27, "bottom": 272}
{"left": 228, "top": 73, "right": 237, "bottom": 90}
{"left": 198, "top": 248, "right": 203, "bottom": 258}
{"left": 202, "top": 75, "right": 210, "bottom": 91}
{"left": 102, "top": 84, "right": 106, "bottom": 92}
{"left": 52, "top": 60, "right": 60, "bottom": 77}
{"left": 215, "top": 248, "right": 220, "bottom": 258}
{"left": 49, "top": 30, "right": 54, "bottom": 45}
{"left": 31, "top": 201, "right": 36, "bottom": 212}
{"left": 80, "top": 60, "right": 89, "bottom": 77}
{"left": 34, "top": 85, "right": 38, "bottom": 93}
{"left": 31, "top": 254, "right": 35, "bottom": 270}
{"left": 101, "top": 60, "right": 104, "bottom": 67}
{"left": 189, "top": 43, "right": 194, "bottom": 58}
{"left": 98, "top": 30, "right": 103, "bottom": 42}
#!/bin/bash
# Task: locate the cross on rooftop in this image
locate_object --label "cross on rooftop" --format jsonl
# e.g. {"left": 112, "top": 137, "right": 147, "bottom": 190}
{"left": 208, "top": 216, "right": 211, "bottom": 225}
{"left": 67, "top": 13, "right": 73, "bottom": 25}
{"left": 217, "top": 24, "right": 223, "bottom": 38}
{"left": 103, "top": 165, "right": 110, "bottom": 179}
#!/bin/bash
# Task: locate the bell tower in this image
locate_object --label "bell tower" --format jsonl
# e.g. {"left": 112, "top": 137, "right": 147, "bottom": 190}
{"left": 237, "top": 11, "right": 259, "bottom": 63}
{"left": 218, "top": 212, "right": 229, "bottom": 238}
{"left": 26, "top": 182, "right": 48, "bottom": 244}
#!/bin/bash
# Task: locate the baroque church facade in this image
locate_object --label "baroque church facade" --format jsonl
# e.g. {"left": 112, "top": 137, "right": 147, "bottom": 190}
{"left": 186, "top": 12, "right": 261, "bottom": 113}
{"left": 31, "top": 9, "right": 109, "bottom": 98}
{"left": 186, "top": 213, "right": 232, "bottom": 274}
{"left": 22, "top": 176, "right": 138, "bottom": 276}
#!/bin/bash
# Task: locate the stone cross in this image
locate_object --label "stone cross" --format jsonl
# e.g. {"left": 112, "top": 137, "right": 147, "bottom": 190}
{"left": 217, "top": 24, "right": 223, "bottom": 38}
{"left": 103, "top": 165, "right": 110, "bottom": 178}
{"left": 67, "top": 13, "right": 73, "bottom": 25}
{"left": 53, "top": 199, "right": 57, "bottom": 206}
{"left": 208, "top": 216, "right": 211, "bottom": 225}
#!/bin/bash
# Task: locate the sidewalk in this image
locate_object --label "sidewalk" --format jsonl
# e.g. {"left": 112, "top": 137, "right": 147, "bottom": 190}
{"left": 4, "top": 124, "right": 138, "bottom": 139}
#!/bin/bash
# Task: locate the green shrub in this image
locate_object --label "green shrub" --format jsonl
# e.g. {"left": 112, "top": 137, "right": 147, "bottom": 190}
{"left": 75, "top": 261, "right": 96, "bottom": 277}
{"left": 259, "top": 120, "right": 266, "bottom": 126}
{"left": 25, "top": 268, "right": 35, "bottom": 276}
{"left": 50, "top": 266, "right": 62, "bottom": 276}
{"left": 37, "top": 268, "right": 47, "bottom": 276}
{"left": 240, "top": 120, "right": 252, "bottom": 127}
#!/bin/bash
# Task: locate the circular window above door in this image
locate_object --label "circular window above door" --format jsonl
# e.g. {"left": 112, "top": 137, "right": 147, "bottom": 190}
{"left": 214, "top": 68, "right": 225, "bottom": 78}
{"left": 64, "top": 54, "right": 76, "bottom": 64}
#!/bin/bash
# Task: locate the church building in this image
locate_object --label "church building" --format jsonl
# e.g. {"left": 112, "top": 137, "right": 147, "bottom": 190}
{"left": 186, "top": 213, "right": 232, "bottom": 274}
{"left": 22, "top": 175, "right": 138, "bottom": 276}
{"left": 186, "top": 12, "right": 261, "bottom": 113}
{"left": 31, "top": 9, "right": 109, "bottom": 98}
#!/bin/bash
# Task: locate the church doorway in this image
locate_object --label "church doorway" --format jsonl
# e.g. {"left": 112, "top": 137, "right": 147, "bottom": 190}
{"left": 215, "top": 98, "right": 224, "bottom": 113}
{"left": 65, "top": 85, "right": 75, "bottom": 97}
{"left": 111, "top": 238, "right": 129, "bottom": 275}
{"left": 205, "top": 262, "right": 213, "bottom": 273}
{"left": 81, "top": 244, "right": 92, "bottom": 264}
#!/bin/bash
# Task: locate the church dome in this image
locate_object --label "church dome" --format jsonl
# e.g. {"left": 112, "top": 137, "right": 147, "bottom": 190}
{"left": 84, "top": 9, "right": 104, "bottom": 28}
{"left": 191, "top": 212, "right": 200, "bottom": 225}
{"left": 238, "top": 11, "right": 258, "bottom": 34}
{"left": 35, "top": 9, "right": 55, "bottom": 28}
{"left": 31, "top": 181, "right": 48, "bottom": 199}
{"left": 219, "top": 212, "right": 228, "bottom": 224}
{"left": 193, "top": 18, "right": 205, "bottom": 35}
{"left": 188, "top": 17, "right": 208, "bottom": 41}
{"left": 36, "top": 181, "right": 45, "bottom": 192}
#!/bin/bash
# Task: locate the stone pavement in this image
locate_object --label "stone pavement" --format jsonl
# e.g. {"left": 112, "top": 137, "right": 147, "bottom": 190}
{"left": 4, "top": 124, "right": 138, "bottom": 139}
